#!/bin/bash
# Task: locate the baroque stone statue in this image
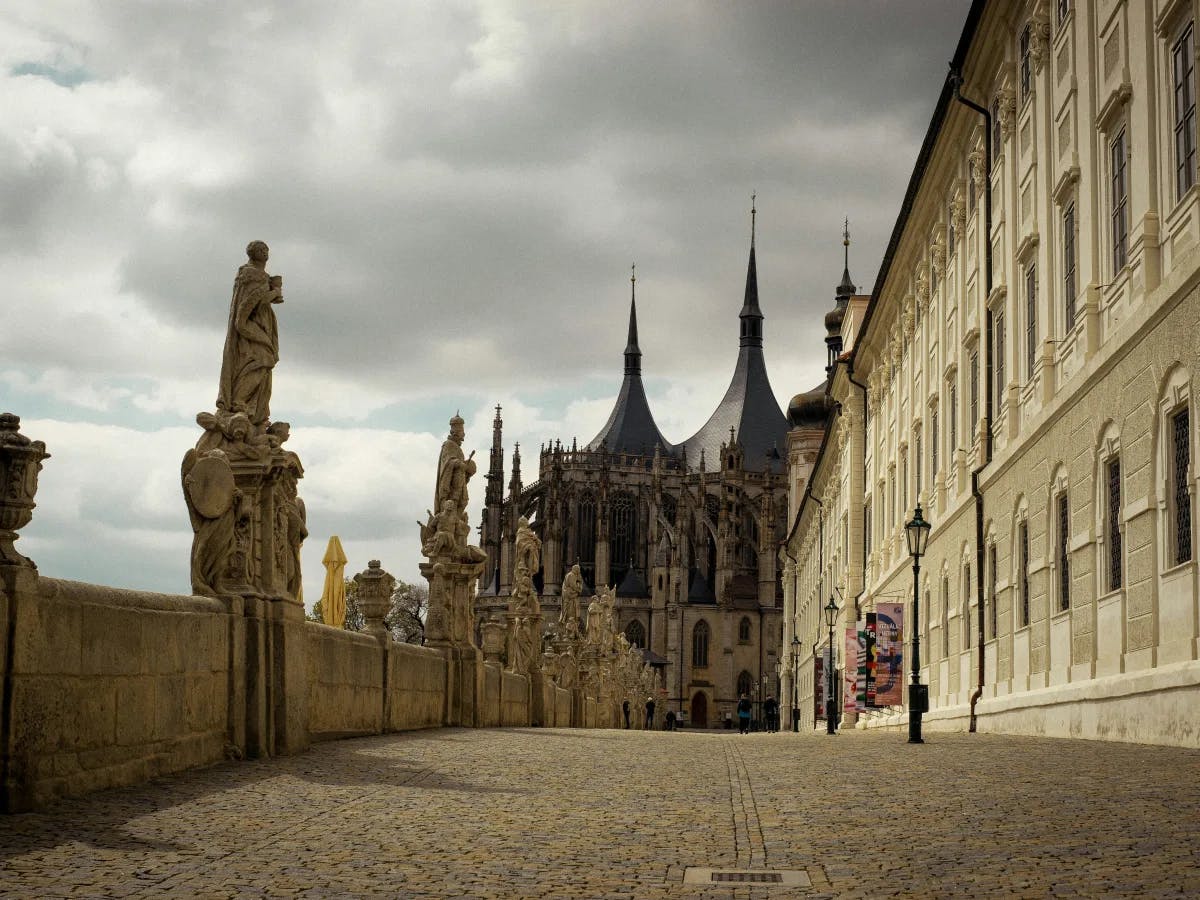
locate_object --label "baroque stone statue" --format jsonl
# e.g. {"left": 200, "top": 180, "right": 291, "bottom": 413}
{"left": 436, "top": 415, "right": 476, "bottom": 535}
{"left": 183, "top": 242, "right": 305, "bottom": 603}
{"left": 559, "top": 563, "right": 584, "bottom": 635}
{"left": 181, "top": 448, "right": 243, "bottom": 597}
{"left": 217, "top": 241, "right": 283, "bottom": 427}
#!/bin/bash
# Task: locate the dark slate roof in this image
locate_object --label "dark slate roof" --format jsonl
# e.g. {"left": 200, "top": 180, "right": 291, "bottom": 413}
{"left": 680, "top": 236, "right": 789, "bottom": 473}
{"left": 587, "top": 284, "right": 674, "bottom": 455}
{"left": 616, "top": 566, "right": 649, "bottom": 598}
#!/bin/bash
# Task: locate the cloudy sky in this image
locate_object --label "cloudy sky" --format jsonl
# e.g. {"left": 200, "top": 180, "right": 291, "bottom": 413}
{"left": 3, "top": 1, "right": 966, "bottom": 603}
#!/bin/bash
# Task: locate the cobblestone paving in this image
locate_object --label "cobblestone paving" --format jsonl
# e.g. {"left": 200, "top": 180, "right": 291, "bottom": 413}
{"left": 2, "top": 728, "right": 1198, "bottom": 898}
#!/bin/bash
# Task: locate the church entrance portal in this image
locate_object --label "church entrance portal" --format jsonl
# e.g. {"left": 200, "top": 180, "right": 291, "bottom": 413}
{"left": 691, "top": 692, "right": 708, "bottom": 728}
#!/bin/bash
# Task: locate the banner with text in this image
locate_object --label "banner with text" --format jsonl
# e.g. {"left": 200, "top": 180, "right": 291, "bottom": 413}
{"left": 874, "top": 603, "right": 905, "bottom": 707}
{"left": 849, "top": 625, "right": 862, "bottom": 715}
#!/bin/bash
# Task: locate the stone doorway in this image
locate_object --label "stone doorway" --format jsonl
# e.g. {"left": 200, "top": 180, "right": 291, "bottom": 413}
{"left": 691, "top": 691, "right": 708, "bottom": 728}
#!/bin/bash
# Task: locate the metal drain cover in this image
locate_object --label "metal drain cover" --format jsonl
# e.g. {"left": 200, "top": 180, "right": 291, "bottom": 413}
{"left": 683, "top": 868, "right": 811, "bottom": 887}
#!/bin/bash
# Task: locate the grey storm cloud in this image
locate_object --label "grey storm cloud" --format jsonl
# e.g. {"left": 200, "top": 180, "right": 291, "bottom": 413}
{"left": 2, "top": 0, "right": 969, "bottom": 592}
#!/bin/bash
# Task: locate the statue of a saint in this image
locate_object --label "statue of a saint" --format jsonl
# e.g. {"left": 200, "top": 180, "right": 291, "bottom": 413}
{"left": 560, "top": 563, "right": 583, "bottom": 632}
{"left": 435, "top": 414, "right": 476, "bottom": 547}
{"left": 514, "top": 516, "right": 541, "bottom": 576}
{"left": 217, "top": 241, "right": 283, "bottom": 427}
{"left": 585, "top": 594, "right": 602, "bottom": 644}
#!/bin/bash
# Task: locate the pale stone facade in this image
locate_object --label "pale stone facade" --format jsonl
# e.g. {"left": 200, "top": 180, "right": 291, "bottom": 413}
{"left": 782, "top": 0, "right": 1200, "bottom": 747}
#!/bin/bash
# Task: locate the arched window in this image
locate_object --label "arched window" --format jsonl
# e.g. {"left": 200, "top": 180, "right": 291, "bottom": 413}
{"left": 624, "top": 619, "right": 646, "bottom": 649}
{"left": 941, "top": 576, "right": 950, "bottom": 658}
{"left": 577, "top": 494, "right": 596, "bottom": 584}
{"left": 692, "top": 620, "right": 710, "bottom": 668}
{"left": 610, "top": 492, "right": 636, "bottom": 585}
{"left": 737, "top": 670, "right": 754, "bottom": 697}
{"left": 738, "top": 616, "right": 752, "bottom": 642}
{"left": 962, "top": 563, "right": 973, "bottom": 649}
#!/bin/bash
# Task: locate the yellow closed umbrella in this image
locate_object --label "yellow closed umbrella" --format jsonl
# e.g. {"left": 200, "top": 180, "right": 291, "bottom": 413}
{"left": 320, "top": 535, "right": 348, "bottom": 628}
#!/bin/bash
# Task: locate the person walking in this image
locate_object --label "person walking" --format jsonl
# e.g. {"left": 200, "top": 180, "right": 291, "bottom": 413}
{"left": 665, "top": 710, "right": 676, "bottom": 731}
{"left": 763, "top": 695, "right": 778, "bottom": 732}
{"left": 645, "top": 697, "right": 656, "bottom": 730}
{"left": 622, "top": 699, "right": 631, "bottom": 729}
{"left": 737, "top": 695, "right": 752, "bottom": 734}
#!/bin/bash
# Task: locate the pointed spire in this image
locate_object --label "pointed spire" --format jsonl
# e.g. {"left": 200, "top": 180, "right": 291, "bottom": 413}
{"left": 837, "top": 216, "right": 856, "bottom": 298}
{"left": 624, "top": 263, "right": 641, "bottom": 375}
{"left": 486, "top": 404, "right": 504, "bottom": 506}
{"left": 739, "top": 195, "right": 763, "bottom": 348}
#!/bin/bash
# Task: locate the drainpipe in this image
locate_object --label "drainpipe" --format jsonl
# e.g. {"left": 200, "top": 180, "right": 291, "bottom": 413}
{"left": 845, "top": 363, "right": 869, "bottom": 619}
{"left": 951, "top": 66, "right": 994, "bottom": 733}
{"left": 783, "top": 544, "right": 799, "bottom": 728}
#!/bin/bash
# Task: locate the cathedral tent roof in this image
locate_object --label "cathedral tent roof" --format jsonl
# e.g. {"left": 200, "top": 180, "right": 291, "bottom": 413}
{"left": 616, "top": 566, "right": 649, "bottom": 598}
{"left": 680, "top": 210, "right": 788, "bottom": 473}
{"left": 587, "top": 270, "right": 674, "bottom": 456}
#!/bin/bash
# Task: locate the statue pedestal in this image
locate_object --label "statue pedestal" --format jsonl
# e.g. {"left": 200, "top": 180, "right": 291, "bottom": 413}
{"left": 421, "top": 557, "right": 484, "bottom": 726}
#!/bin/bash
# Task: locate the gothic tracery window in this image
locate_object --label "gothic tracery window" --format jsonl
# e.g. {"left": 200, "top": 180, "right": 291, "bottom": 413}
{"left": 625, "top": 619, "right": 646, "bottom": 649}
{"left": 692, "top": 620, "right": 710, "bottom": 668}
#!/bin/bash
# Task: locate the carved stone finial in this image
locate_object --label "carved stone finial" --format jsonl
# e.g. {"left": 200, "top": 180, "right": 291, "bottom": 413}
{"left": 354, "top": 559, "right": 396, "bottom": 641}
{"left": 0, "top": 414, "right": 51, "bottom": 569}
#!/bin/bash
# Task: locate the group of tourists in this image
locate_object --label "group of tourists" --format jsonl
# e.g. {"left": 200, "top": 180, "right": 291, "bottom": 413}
{"left": 621, "top": 695, "right": 780, "bottom": 732}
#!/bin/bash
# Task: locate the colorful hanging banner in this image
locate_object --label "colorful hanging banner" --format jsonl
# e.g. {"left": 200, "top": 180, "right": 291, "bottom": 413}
{"left": 846, "top": 625, "right": 860, "bottom": 716}
{"left": 814, "top": 655, "right": 825, "bottom": 721}
{"left": 874, "top": 602, "right": 905, "bottom": 707}
{"left": 865, "top": 613, "right": 878, "bottom": 707}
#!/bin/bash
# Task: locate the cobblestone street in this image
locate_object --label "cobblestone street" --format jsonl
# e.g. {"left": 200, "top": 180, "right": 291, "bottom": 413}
{"left": 1, "top": 728, "right": 1197, "bottom": 898}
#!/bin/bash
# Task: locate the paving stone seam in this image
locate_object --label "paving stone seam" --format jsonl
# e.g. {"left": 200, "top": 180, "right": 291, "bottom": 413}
{"left": 727, "top": 739, "right": 767, "bottom": 871}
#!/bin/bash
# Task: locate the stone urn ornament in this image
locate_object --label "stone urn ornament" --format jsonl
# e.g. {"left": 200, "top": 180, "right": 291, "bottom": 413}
{"left": 0, "top": 414, "right": 51, "bottom": 568}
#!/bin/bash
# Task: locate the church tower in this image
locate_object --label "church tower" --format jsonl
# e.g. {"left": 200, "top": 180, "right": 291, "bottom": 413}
{"left": 681, "top": 198, "right": 789, "bottom": 473}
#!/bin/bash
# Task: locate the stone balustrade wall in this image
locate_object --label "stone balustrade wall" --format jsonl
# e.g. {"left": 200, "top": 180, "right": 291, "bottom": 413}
{"left": 1, "top": 573, "right": 232, "bottom": 811}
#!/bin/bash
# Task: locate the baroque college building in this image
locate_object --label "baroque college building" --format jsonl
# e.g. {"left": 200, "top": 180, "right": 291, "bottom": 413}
{"left": 782, "top": 0, "right": 1200, "bottom": 746}
{"left": 478, "top": 214, "right": 791, "bottom": 728}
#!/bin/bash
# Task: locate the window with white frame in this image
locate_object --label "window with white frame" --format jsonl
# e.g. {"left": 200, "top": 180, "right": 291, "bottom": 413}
{"left": 1057, "top": 491, "right": 1071, "bottom": 611}
{"left": 1111, "top": 128, "right": 1129, "bottom": 272}
{"left": 864, "top": 501, "right": 872, "bottom": 561}
{"left": 1020, "top": 24, "right": 1032, "bottom": 102}
{"left": 915, "top": 427, "right": 923, "bottom": 495}
{"left": 962, "top": 563, "right": 973, "bottom": 650}
{"left": 1171, "top": 406, "right": 1193, "bottom": 565}
{"left": 994, "top": 306, "right": 1007, "bottom": 413}
{"left": 988, "top": 544, "right": 998, "bottom": 640}
{"left": 1173, "top": 21, "right": 1196, "bottom": 201}
{"left": 1063, "top": 201, "right": 1077, "bottom": 330}
{"left": 1106, "top": 456, "right": 1123, "bottom": 591}
{"left": 1025, "top": 264, "right": 1038, "bottom": 380}
{"left": 969, "top": 348, "right": 980, "bottom": 435}
{"left": 931, "top": 409, "right": 940, "bottom": 478}
{"left": 949, "top": 381, "right": 958, "bottom": 455}
{"left": 992, "top": 98, "right": 1002, "bottom": 156}
{"left": 941, "top": 576, "right": 950, "bottom": 658}
{"left": 1018, "top": 518, "right": 1030, "bottom": 627}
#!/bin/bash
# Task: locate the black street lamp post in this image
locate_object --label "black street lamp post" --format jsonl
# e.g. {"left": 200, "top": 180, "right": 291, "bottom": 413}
{"left": 790, "top": 636, "right": 800, "bottom": 732}
{"left": 905, "top": 503, "right": 932, "bottom": 744}
{"left": 823, "top": 598, "right": 839, "bottom": 735}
